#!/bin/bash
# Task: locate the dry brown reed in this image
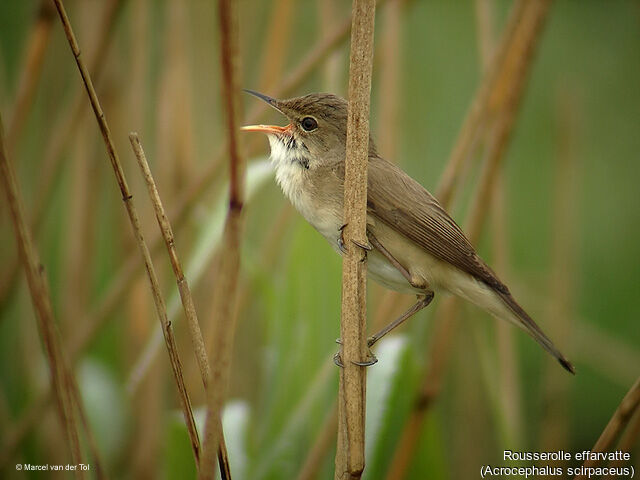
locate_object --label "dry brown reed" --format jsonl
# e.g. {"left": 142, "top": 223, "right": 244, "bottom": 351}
{"left": 296, "top": 403, "right": 339, "bottom": 480}
{"left": 474, "top": 0, "right": 523, "bottom": 449}
{"left": 129, "top": 133, "right": 231, "bottom": 478}
{"left": 335, "top": 1, "right": 376, "bottom": 478}
{"left": 256, "top": 0, "right": 296, "bottom": 93}
{"left": 5, "top": 0, "right": 55, "bottom": 153}
{"left": 198, "top": 0, "right": 245, "bottom": 477}
{"left": 0, "top": 113, "right": 85, "bottom": 476}
{"left": 377, "top": 0, "right": 402, "bottom": 161}
{"left": 539, "top": 89, "right": 580, "bottom": 454}
{"left": 435, "top": 0, "right": 528, "bottom": 207}
{"left": 52, "top": 0, "right": 201, "bottom": 463}
{"left": 573, "top": 377, "right": 640, "bottom": 480}
{"left": 604, "top": 406, "right": 640, "bottom": 477}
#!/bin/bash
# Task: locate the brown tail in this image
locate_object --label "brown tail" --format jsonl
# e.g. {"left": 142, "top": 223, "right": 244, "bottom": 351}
{"left": 497, "top": 290, "right": 575, "bottom": 375}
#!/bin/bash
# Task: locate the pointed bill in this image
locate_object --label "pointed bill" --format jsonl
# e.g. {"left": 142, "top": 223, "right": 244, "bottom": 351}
{"left": 240, "top": 124, "right": 290, "bottom": 134}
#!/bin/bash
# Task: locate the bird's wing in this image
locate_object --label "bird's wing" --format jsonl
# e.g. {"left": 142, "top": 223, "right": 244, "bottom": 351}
{"left": 365, "top": 156, "right": 508, "bottom": 293}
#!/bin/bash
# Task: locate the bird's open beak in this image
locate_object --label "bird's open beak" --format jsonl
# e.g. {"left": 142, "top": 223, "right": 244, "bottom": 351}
{"left": 241, "top": 89, "right": 291, "bottom": 134}
{"left": 241, "top": 124, "right": 290, "bottom": 134}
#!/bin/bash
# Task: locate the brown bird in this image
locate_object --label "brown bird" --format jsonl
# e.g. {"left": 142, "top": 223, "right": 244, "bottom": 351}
{"left": 242, "top": 90, "right": 574, "bottom": 374}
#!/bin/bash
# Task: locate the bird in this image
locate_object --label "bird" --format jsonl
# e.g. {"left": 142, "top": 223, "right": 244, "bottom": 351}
{"left": 241, "top": 90, "right": 574, "bottom": 374}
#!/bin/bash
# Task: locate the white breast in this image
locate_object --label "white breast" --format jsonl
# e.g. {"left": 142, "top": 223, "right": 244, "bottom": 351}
{"left": 268, "top": 135, "right": 342, "bottom": 248}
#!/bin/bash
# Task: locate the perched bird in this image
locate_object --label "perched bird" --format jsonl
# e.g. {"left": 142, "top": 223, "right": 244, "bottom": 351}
{"left": 242, "top": 90, "right": 574, "bottom": 374}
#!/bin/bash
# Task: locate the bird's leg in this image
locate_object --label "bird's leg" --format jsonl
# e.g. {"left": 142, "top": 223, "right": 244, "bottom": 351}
{"left": 367, "top": 292, "right": 434, "bottom": 347}
{"left": 366, "top": 230, "right": 434, "bottom": 346}
{"left": 368, "top": 231, "right": 427, "bottom": 289}
{"left": 336, "top": 293, "right": 434, "bottom": 367}
{"left": 334, "top": 230, "right": 433, "bottom": 367}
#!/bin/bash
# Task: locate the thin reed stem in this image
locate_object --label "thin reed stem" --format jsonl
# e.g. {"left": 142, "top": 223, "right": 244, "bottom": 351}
{"left": 573, "top": 377, "right": 640, "bottom": 480}
{"left": 296, "top": 403, "right": 339, "bottom": 480}
{"left": 335, "top": 1, "right": 376, "bottom": 479}
{"left": 52, "top": 0, "right": 201, "bottom": 463}
{"left": 0, "top": 113, "right": 85, "bottom": 477}
{"left": 6, "top": 0, "right": 55, "bottom": 153}
{"left": 129, "top": 133, "right": 231, "bottom": 479}
{"left": 199, "top": 0, "right": 245, "bottom": 477}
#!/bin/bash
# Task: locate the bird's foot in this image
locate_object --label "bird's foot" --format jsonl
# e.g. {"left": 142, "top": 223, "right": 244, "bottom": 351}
{"left": 333, "top": 338, "right": 378, "bottom": 367}
{"left": 337, "top": 224, "right": 372, "bottom": 257}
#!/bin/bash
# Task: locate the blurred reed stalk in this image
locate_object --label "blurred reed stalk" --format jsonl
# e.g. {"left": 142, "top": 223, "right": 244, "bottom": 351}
{"left": 156, "top": 0, "right": 195, "bottom": 195}
{"left": 436, "top": 0, "right": 528, "bottom": 206}
{"left": 67, "top": 368, "right": 107, "bottom": 479}
{"left": 574, "top": 377, "right": 640, "bottom": 480}
{"left": 52, "top": 0, "right": 201, "bottom": 464}
{"left": 256, "top": 0, "right": 296, "bottom": 93}
{"left": 199, "top": 0, "right": 245, "bottom": 477}
{"left": 604, "top": 406, "right": 640, "bottom": 477}
{"left": 129, "top": 133, "right": 231, "bottom": 479}
{"left": 296, "top": 404, "right": 339, "bottom": 480}
{"left": 5, "top": 0, "right": 55, "bottom": 154}
{"left": 474, "top": 0, "right": 523, "bottom": 450}
{"left": 0, "top": 113, "right": 85, "bottom": 476}
{"left": 386, "top": 1, "right": 554, "bottom": 477}
{"left": 538, "top": 88, "right": 580, "bottom": 462}
{"left": 1, "top": 0, "right": 390, "bottom": 462}
{"left": 317, "top": 0, "right": 345, "bottom": 95}
{"left": 335, "top": 1, "right": 376, "bottom": 478}
{"left": 0, "top": 0, "right": 124, "bottom": 309}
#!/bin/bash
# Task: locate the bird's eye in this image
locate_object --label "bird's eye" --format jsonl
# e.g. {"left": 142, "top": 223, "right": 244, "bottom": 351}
{"left": 301, "top": 117, "right": 318, "bottom": 131}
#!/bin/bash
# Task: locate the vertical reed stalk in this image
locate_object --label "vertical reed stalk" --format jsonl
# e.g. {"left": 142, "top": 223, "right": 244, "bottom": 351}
{"left": 539, "top": 89, "right": 579, "bottom": 458}
{"left": 335, "top": 1, "right": 376, "bottom": 479}
{"left": 198, "top": 0, "right": 244, "bottom": 477}
{"left": 6, "top": 0, "right": 55, "bottom": 153}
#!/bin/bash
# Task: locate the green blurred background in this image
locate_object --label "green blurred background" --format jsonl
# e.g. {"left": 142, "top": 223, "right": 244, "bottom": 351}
{"left": 0, "top": 0, "right": 638, "bottom": 478}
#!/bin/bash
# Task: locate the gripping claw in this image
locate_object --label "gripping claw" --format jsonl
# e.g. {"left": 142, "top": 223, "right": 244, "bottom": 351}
{"left": 352, "top": 351, "right": 378, "bottom": 367}
{"left": 338, "top": 224, "right": 348, "bottom": 254}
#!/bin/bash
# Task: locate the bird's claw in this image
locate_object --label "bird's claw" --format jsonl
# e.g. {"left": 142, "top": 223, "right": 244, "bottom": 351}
{"left": 333, "top": 341, "right": 378, "bottom": 368}
{"left": 351, "top": 238, "right": 372, "bottom": 252}
{"left": 333, "top": 352, "right": 344, "bottom": 368}
{"left": 338, "top": 224, "right": 348, "bottom": 254}
{"left": 337, "top": 224, "right": 372, "bottom": 255}
{"left": 352, "top": 351, "right": 378, "bottom": 367}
